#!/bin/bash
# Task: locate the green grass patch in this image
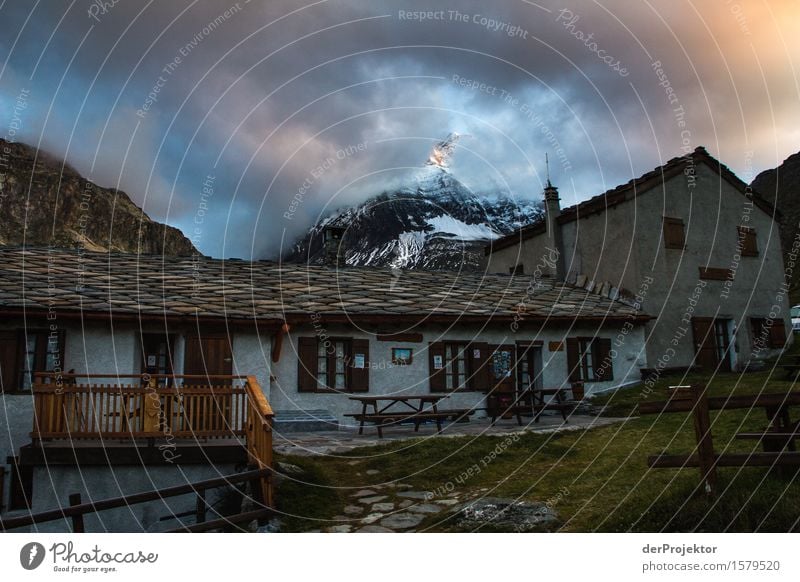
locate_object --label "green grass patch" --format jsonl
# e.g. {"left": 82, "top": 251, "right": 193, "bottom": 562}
{"left": 275, "top": 370, "right": 800, "bottom": 532}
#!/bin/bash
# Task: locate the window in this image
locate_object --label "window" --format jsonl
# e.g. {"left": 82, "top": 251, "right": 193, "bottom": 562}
{"left": 663, "top": 217, "right": 685, "bottom": 249}
{"left": 444, "top": 343, "right": 469, "bottom": 390}
{"left": 566, "top": 337, "right": 613, "bottom": 382}
{"left": 738, "top": 226, "right": 758, "bottom": 256}
{"left": 0, "top": 329, "right": 65, "bottom": 393}
{"left": 391, "top": 348, "right": 413, "bottom": 365}
{"left": 510, "top": 264, "right": 524, "bottom": 275}
{"left": 297, "top": 337, "right": 369, "bottom": 393}
{"left": 429, "top": 341, "right": 487, "bottom": 392}
{"left": 751, "top": 317, "right": 786, "bottom": 350}
{"left": 317, "top": 339, "right": 350, "bottom": 390}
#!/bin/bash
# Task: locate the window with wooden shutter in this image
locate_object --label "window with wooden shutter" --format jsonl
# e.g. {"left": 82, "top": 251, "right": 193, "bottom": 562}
{"left": 349, "top": 339, "right": 370, "bottom": 392}
{"left": 663, "top": 217, "right": 685, "bottom": 249}
{"left": 429, "top": 342, "right": 446, "bottom": 392}
{"left": 468, "top": 341, "right": 489, "bottom": 391}
{"left": 297, "top": 337, "right": 318, "bottom": 392}
{"left": 567, "top": 337, "right": 613, "bottom": 381}
{"left": 769, "top": 320, "right": 787, "bottom": 349}
{"left": 738, "top": 226, "right": 758, "bottom": 256}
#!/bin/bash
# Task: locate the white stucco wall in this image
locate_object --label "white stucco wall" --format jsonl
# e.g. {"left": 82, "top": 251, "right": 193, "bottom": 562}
{"left": 26, "top": 463, "right": 238, "bottom": 532}
{"left": 270, "top": 321, "right": 647, "bottom": 426}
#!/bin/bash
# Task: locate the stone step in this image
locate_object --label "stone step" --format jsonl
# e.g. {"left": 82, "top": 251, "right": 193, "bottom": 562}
{"left": 273, "top": 409, "right": 339, "bottom": 432}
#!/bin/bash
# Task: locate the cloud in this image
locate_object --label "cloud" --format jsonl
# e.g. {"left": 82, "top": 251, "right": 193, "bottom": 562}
{"left": 1, "top": 0, "right": 797, "bottom": 258}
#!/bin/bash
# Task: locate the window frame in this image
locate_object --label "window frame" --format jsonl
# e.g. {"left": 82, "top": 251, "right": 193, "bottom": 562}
{"left": 443, "top": 342, "right": 470, "bottom": 391}
{"left": 316, "top": 337, "right": 352, "bottom": 392}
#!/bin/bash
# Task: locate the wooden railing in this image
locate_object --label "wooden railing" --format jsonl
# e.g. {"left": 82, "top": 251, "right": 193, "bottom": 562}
{"left": 243, "top": 375, "right": 274, "bottom": 506}
{"left": 0, "top": 468, "right": 272, "bottom": 533}
{"left": 31, "top": 372, "right": 274, "bottom": 507}
{"left": 32, "top": 373, "right": 251, "bottom": 440}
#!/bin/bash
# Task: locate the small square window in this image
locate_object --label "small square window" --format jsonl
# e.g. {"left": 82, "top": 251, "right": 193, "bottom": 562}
{"left": 392, "top": 348, "right": 413, "bottom": 365}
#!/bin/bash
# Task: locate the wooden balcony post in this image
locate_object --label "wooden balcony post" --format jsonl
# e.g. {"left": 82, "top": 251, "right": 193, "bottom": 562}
{"left": 691, "top": 385, "right": 717, "bottom": 497}
{"left": 69, "top": 493, "right": 85, "bottom": 533}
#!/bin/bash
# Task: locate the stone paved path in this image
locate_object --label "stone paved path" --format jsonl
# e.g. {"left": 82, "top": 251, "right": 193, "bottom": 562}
{"left": 271, "top": 414, "right": 629, "bottom": 533}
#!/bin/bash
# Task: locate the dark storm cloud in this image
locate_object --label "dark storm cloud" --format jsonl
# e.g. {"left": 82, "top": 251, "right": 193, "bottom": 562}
{"left": 1, "top": 0, "right": 797, "bottom": 258}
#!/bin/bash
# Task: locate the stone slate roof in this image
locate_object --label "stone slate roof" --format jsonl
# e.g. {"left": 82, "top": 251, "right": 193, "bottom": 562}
{"left": 0, "top": 247, "right": 646, "bottom": 323}
{"left": 488, "top": 146, "right": 779, "bottom": 253}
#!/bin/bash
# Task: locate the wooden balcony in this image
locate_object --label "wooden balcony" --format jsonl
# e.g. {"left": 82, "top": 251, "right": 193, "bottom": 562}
{"left": 30, "top": 372, "right": 274, "bottom": 505}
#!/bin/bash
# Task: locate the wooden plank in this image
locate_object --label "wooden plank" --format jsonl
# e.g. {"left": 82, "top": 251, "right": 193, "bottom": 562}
{"left": 639, "top": 392, "right": 800, "bottom": 415}
{"left": 0, "top": 468, "right": 271, "bottom": 531}
{"left": 167, "top": 508, "right": 273, "bottom": 533}
{"left": 648, "top": 451, "right": 800, "bottom": 468}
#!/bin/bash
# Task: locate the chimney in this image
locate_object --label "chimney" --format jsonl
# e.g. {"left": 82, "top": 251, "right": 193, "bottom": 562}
{"left": 543, "top": 179, "right": 565, "bottom": 281}
{"left": 322, "top": 225, "right": 346, "bottom": 268}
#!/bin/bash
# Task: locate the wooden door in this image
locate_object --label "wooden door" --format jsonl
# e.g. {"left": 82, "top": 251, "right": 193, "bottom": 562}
{"left": 184, "top": 336, "right": 233, "bottom": 382}
{"left": 691, "top": 317, "right": 719, "bottom": 370}
{"left": 516, "top": 343, "right": 543, "bottom": 393}
{"left": 183, "top": 336, "right": 234, "bottom": 433}
{"left": 488, "top": 344, "right": 516, "bottom": 418}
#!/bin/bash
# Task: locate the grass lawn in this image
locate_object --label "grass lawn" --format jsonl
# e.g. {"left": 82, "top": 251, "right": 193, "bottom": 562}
{"left": 275, "top": 368, "right": 800, "bottom": 532}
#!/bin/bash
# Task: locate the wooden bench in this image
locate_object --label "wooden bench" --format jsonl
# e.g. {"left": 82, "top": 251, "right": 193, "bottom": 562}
{"left": 345, "top": 410, "right": 471, "bottom": 438}
{"left": 487, "top": 389, "right": 574, "bottom": 426}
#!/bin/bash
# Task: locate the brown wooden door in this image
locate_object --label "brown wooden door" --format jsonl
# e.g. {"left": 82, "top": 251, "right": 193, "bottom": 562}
{"left": 692, "top": 318, "right": 717, "bottom": 370}
{"left": 0, "top": 331, "right": 18, "bottom": 393}
{"left": 487, "top": 344, "right": 516, "bottom": 418}
{"left": 183, "top": 336, "right": 234, "bottom": 433}
{"left": 184, "top": 336, "right": 233, "bottom": 382}
{"left": 489, "top": 344, "right": 516, "bottom": 393}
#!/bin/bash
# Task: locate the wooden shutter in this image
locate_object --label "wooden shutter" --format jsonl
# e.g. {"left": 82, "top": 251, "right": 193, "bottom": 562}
{"left": 769, "top": 320, "right": 787, "bottom": 349}
{"left": 429, "top": 342, "right": 446, "bottom": 392}
{"left": 566, "top": 338, "right": 581, "bottom": 382}
{"left": 349, "top": 339, "right": 370, "bottom": 392}
{"left": 593, "top": 338, "right": 613, "bottom": 381}
{"left": 297, "top": 337, "right": 318, "bottom": 392}
{"left": 698, "top": 267, "right": 733, "bottom": 281}
{"left": 738, "top": 227, "right": 758, "bottom": 256}
{"left": 663, "top": 217, "right": 685, "bottom": 249}
{"left": 0, "top": 331, "right": 18, "bottom": 393}
{"left": 468, "top": 341, "right": 490, "bottom": 391}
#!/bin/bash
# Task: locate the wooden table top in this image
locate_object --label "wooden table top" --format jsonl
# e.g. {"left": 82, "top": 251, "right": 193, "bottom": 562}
{"left": 348, "top": 394, "right": 446, "bottom": 402}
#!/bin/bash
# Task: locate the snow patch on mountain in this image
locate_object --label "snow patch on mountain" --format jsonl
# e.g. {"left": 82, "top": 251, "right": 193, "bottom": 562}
{"left": 426, "top": 215, "right": 500, "bottom": 241}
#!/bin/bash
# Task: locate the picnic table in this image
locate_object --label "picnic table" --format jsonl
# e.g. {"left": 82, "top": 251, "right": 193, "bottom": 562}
{"left": 487, "top": 387, "right": 574, "bottom": 426}
{"left": 346, "top": 394, "right": 473, "bottom": 438}
{"left": 639, "top": 386, "right": 800, "bottom": 495}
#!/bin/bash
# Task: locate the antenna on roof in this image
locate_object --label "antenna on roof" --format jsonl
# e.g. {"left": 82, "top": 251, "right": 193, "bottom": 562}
{"left": 545, "top": 152, "right": 551, "bottom": 187}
